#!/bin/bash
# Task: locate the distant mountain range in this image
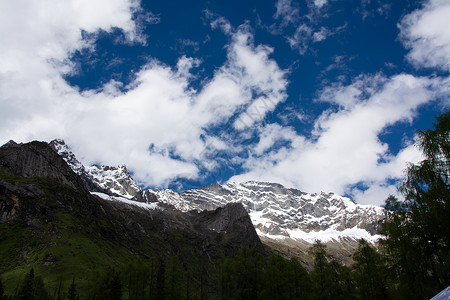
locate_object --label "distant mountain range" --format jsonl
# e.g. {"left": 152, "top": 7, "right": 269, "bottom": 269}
{"left": 49, "top": 139, "right": 385, "bottom": 258}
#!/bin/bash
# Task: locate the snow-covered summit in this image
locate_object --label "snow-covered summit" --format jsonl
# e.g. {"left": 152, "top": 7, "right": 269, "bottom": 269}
{"left": 146, "top": 181, "right": 384, "bottom": 243}
{"left": 50, "top": 140, "right": 385, "bottom": 244}
{"left": 49, "top": 139, "right": 142, "bottom": 199}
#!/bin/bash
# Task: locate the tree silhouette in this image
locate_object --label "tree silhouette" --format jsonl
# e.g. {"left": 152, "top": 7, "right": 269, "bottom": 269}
{"left": 381, "top": 111, "right": 450, "bottom": 299}
{"left": 67, "top": 277, "right": 78, "bottom": 300}
{"left": 352, "top": 239, "right": 388, "bottom": 300}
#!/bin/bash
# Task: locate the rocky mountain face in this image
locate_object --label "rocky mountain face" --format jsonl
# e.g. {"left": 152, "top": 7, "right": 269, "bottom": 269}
{"left": 0, "top": 141, "right": 263, "bottom": 283}
{"left": 1, "top": 140, "right": 87, "bottom": 192}
{"left": 49, "top": 139, "right": 385, "bottom": 254}
{"left": 49, "top": 139, "right": 143, "bottom": 200}
{"left": 177, "top": 182, "right": 383, "bottom": 240}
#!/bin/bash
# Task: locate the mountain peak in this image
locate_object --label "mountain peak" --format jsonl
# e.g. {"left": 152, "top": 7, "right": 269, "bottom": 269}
{"left": 48, "top": 139, "right": 385, "bottom": 248}
{"left": 49, "top": 139, "right": 142, "bottom": 199}
{"left": 1, "top": 140, "right": 21, "bottom": 148}
{"left": 0, "top": 140, "right": 87, "bottom": 192}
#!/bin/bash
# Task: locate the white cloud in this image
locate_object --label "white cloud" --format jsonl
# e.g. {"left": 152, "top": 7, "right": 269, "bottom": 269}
{"left": 313, "top": 27, "right": 330, "bottom": 42}
{"left": 287, "top": 24, "right": 313, "bottom": 55}
{"left": 0, "top": 2, "right": 288, "bottom": 188}
{"left": 253, "top": 123, "right": 303, "bottom": 156}
{"left": 274, "top": 0, "right": 300, "bottom": 26}
{"left": 399, "top": 0, "right": 450, "bottom": 70}
{"left": 313, "top": 0, "right": 327, "bottom": 9}
{"left": 230, "top": 74, "right": 446, "bottom": 205}
{"left": 209, "top": 16, "right": 232, "bottom": 35}
{"left": 287, "top": 23, "right": 345, "bottom": 55}
{"left": 1, "top": 0, "right": 447, "bottom": 207}
{"left": 271, "top": 0, "right": 343, "bottom": 55}
{"left": 205, "top": 21, "right": 289, "bottom": 130}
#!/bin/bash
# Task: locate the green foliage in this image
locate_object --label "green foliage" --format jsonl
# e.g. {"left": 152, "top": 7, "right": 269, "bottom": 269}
{"left": 89, "top": 268, "right": 122, "bottom": 300}
{"left": 156, "top": 258, "right": 165, "bottom": 300}
{"left": 0, "top": 167, "right": 36, "bottom": 184}
{"left": 263, "top": 255, "right": 292, "bottom": 300}
{"left": 352, "top": 239, "right": 388, "bottom": 300}
{"left": 18, "top": 268, "right": 35, "bottom": 300}
{"left": 17, "top": 268, "right": 50, "bottom": 300}
{"left": 67, "top": 277, "right": 78, "bottom": 300}
{"left": 217, "top": 246, "right": 265, "bottom": 299}
{"left": 165, "top": 255, "right": 185, "bottom": 300}
{"left": 381, "top": 111, "right": 450, "bottom": 299}
{"left": 109, "top": 271, "right": 122, "bottom": 300}
{"left": 2, "top": 243, "right": 413, "bottom": 300}
{"left": 310, "top": 241, "right": 329, "bottom": 298}
{"left": 262, "top": 255, "right": 312, "bottom": 300}
{"left": 309, "top": 241, "right": 355, "bottom": 300}
{"left": 326, "top": 261, "right": 354, "bottom": 299}
{"left": 0, "top": 277, "right": 3, "bottom": 300}
{"left": 288, "top": 257, "right": 312, "bottom": 299}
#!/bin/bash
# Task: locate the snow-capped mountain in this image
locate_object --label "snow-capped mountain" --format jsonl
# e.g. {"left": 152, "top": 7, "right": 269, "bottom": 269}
{"left": 50, "top": 139, "right": 385, "bottom": 245}
{"left": 146, "top": 182, "right": 384, "bottom": 243}
{"left": 50, "top": 139, "right": 142, "bottom": 199}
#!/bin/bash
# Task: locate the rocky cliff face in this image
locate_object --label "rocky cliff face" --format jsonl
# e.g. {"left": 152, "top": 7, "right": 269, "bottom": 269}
{"left": 49, "top": 139, "right": 143, "bottom": 200}
{"left": 0, "top": 140, "right": 263, "bottom": 262}
{"left": 1, "top": 140, "right": 86, "bottom": 192}
{"left": 148, "top": 181, "right": 384, "bottom": 243}
{"left": 47, "top": 139, "right": 385, "bottom": 247}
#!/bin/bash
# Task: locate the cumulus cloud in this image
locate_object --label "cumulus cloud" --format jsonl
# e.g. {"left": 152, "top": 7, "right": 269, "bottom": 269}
{"left": 230, "top": 74, "right": 446, "bottom": 205}
{"left": 0, "top": 1, "right": 288, "bottom": 188}
{"left": 1, "top": 0, "right": 447, "bottom": 206}
{"left": 399, "top": 0, "right": 450, "bottom": 70}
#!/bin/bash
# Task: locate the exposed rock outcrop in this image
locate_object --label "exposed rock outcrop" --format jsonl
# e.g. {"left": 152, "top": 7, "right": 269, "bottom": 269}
{"left": 0, "top": 140, "right": 264, "bottom": 262}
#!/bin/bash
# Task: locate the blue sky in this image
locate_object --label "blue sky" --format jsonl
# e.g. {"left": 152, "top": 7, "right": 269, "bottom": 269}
{"left": 0, "top": 0, "right": 449, "bottom": 205}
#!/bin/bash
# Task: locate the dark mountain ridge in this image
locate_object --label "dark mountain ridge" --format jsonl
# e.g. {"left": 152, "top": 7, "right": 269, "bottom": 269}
{"left": 47, "top": 139, "right": 385, "bottom": 265}
{"left": 0, "top": 140, "right": 263, "bottom": 296}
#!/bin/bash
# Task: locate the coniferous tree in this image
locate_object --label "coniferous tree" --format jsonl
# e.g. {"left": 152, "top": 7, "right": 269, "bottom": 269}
{"left": 166, "top": 255, "right": 185, "bottom": 300}
{"left": 234, "top": 247, "right": 264, "bottom": 300}
{"left": 33, "top": 276, "right": 50, "bottom": 300}
{"left": 18, "top": 268, "right": 35, "bottom": 300}
{"left": 109, "top": 271, "right": 122, "bottom": 300}
{"left": 289, "top": 257, "right": 312, "bottom": 300}
{"left": 55, "top": 275, "right": 64, "bottom": 300}
{"left": 148, "top": 256, "right": 158, "bottom": 300}
{"left": 156, "top": 258, "right": 165, "bottom": 300}
{"left": 262, "top": 255, "right": 291, "bottom": 300}
{"left": 352, "top": 239, "right": 388, "bottom": 300}
{"left": 326, "top": 261, "right": 354, "bottom": 300}
{"left": 310, "top": 241, "right": 330, "bottom": 299}
{"left": 67, "top": 277, "right": 78, "bottom": 300}
{"left": 0, "top": 277, "right": 4, "bottom": 300}
{"left": 126, "top": 262, "right": 151, "bottom": 300}
{"left": 219, "top": 256, "right": 236, "bottom": 300}
{"left": 17, "top": 268, "right": 50, "bottom": 300}
{"left": 381, "top": 111, "right": 450, "bottom": 299}
{"left": 310, "top": 241, "right": 356, "bottom": 300}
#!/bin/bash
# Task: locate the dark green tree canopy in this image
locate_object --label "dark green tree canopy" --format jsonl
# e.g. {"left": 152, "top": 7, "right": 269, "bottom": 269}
{"left": 381, "top": 111, "right": 450, "bottom": 299}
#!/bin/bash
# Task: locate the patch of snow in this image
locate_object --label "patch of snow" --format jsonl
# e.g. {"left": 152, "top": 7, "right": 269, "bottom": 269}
{"left": 265, "top": 226, "right": 383, "bottom": 243}
{"left": 92, "top": 192, "right": 159, "bottom": 210}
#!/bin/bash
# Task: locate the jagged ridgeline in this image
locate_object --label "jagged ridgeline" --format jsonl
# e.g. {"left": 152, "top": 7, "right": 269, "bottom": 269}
{"left": 0, "top": 139, "right": 386, "bottom": 299}
{"left": 50, "top": 139, "right": 384, "bottom": 261}
{"left": 0, "top": 141, "right": 263, "bottom": 298}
